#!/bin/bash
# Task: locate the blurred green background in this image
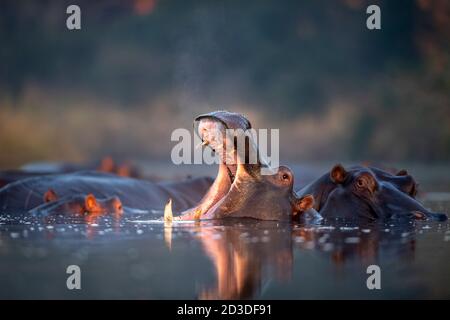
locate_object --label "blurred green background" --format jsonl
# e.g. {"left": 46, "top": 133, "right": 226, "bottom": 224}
{"left": 0, "top": 0, "right": 449, "bottom": 169}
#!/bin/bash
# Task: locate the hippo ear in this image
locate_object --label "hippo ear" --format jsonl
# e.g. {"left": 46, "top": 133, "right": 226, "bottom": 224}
{"left": 43, "top": 189, "right": 58, "bottom": 203}
{"left": 396, "top": 169, "right": 408, "bottom": 176}
{"left": 84, "top": 194, "right": 98, "bottom": 212}
{"left": 98, "top": 156, "right": 115, "bottom": 173}
{"left": 330, "top": 164, "right": 347, "bottom": 184}
{"left": 296, "top": 194, "right": 315, "bottom": 212}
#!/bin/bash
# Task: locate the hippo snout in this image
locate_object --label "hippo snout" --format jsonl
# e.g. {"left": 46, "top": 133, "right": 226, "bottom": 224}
{"left": 429, "top": 212, "right": 448, "bottom": 221}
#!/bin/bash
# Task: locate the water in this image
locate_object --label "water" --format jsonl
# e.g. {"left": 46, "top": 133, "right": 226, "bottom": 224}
{"left": 0, "top": 165, "right": 449, "bottom": 299}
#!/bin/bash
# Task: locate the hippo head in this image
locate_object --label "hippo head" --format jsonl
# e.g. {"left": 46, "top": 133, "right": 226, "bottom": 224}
{"left": 198, "top": 163, "right": 315, "bottom": 221}
{"left": 177, "top": 111, "right": 314, "bottom": 221}
{"left": 315, "top": 164, "right": 447, "bottom": 221}
{"left": 301, "top": 164, "right": 419, "bottom": 212}
{"left": 30, "top": 189, "right": 124, "bottom": 217}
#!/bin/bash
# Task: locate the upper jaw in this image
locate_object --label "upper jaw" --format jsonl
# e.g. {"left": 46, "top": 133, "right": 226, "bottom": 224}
{"left": 194, "top": 111, "right": 252, "bottom": 132}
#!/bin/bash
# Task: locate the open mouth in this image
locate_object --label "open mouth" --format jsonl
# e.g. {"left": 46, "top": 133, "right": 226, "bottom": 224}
{"left": 195, "top": 115, "right": 239, "bottom": 183}
{"left": 164, "top": 111, "right": 305, "bottom": 221}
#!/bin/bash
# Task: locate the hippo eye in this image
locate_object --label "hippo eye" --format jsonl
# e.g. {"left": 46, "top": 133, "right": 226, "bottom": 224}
{"left": 282, "top": 173, "right": 290, "bottom": 181}
{"left": 356, "top": 178, "right": 365, "bottom": 187}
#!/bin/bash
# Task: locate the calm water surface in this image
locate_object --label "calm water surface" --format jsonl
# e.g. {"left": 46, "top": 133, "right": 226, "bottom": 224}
{"left": 0, "top": 165, "right": 449, "bottom": 299}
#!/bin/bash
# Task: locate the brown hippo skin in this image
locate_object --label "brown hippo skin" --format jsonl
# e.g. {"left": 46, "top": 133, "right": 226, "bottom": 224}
{"left": 0, "top": 171, "right": 213, "bottom": 216}
{"left": 175, "top": 111, "right": 316, "bottom": 221}
{"left": 296, "top": 164, "right": 447, "bottom": 222}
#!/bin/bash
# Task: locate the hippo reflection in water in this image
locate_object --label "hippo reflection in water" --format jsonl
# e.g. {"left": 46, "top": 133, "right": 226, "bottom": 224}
{"left": 297, "top": 164, "right": 447, "bottom": 222}
{"left": 162, "top": 220, "right": 416, "bottom": 299}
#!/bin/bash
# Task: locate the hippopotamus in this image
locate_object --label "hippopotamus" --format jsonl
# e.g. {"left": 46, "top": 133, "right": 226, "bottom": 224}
{"left": 27, "top": 189, "right": 124, "bottom": 218}
{"left": 0, "top": 171, "right": 214, "bottom": 216}
{"left": 170, "top": 111, "right": 316, "bottom": 221}
{"left": 296, "top": 164, "right": 447, "bottom": 222}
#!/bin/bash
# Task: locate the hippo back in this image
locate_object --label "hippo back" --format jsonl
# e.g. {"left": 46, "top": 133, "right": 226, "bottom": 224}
{"left": 0, "top": 171, "right": 213, "bottom": 214}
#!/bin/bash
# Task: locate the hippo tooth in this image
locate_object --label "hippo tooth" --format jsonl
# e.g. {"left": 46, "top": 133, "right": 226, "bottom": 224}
{"left": 164, "top": 199, "right": 173, "bottom": 222}
{"left": 193, "top": 208, "right": 202, "bottom": 220}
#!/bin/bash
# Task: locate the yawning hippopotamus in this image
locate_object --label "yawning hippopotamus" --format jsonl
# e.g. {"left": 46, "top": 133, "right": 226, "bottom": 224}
{"left": 171, "top": 111, "right": 316, "bottom": 221}
{"left": 296, "top": 164, "right": 447, "bottom": 221}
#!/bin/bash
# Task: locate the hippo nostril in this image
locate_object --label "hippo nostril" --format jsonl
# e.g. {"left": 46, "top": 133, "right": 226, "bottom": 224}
{"left": 357, "top": 179, "right": 364, "bottom": 187}
{"left": 412, "top": 211, "right": 426, "bottom": 220}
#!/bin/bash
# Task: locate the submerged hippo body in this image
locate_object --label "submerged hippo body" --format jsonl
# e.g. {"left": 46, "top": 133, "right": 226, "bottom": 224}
{"left": 0, "top": 171, "right": 213, "bottom": 215}
{"left": 297, "top": 164, "right": 447, "bottom": 222}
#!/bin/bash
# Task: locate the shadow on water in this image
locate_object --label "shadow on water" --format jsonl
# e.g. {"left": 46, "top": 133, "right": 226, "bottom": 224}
{"left": 0, "top": 206, "right": 449, "bottom": 299}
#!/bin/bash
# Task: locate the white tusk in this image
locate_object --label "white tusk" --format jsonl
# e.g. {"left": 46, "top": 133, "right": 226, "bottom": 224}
{"left": 164, "top": 198, "right": 173, "bottom": 222}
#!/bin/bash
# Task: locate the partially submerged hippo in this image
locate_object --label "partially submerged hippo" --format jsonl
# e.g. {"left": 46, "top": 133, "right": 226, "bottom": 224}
{"left": 0, "top": 171, "right": 214, "bottom": 216}
{"left": 169, "top": 111, "right": 316, "bottom": 221}
{"left": 28, "top": 189, "right": 123, "bottom": 218}
{"left": 297, "top": 164, "right": 447, "bottom": 222}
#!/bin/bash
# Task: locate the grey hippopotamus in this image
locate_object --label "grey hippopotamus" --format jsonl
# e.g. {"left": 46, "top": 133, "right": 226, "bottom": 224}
{"left": 296, "top": 164, "right": 447, "bottom": 222}
{"left": 0, "top": 171, "right": 214, "bottom": 216}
